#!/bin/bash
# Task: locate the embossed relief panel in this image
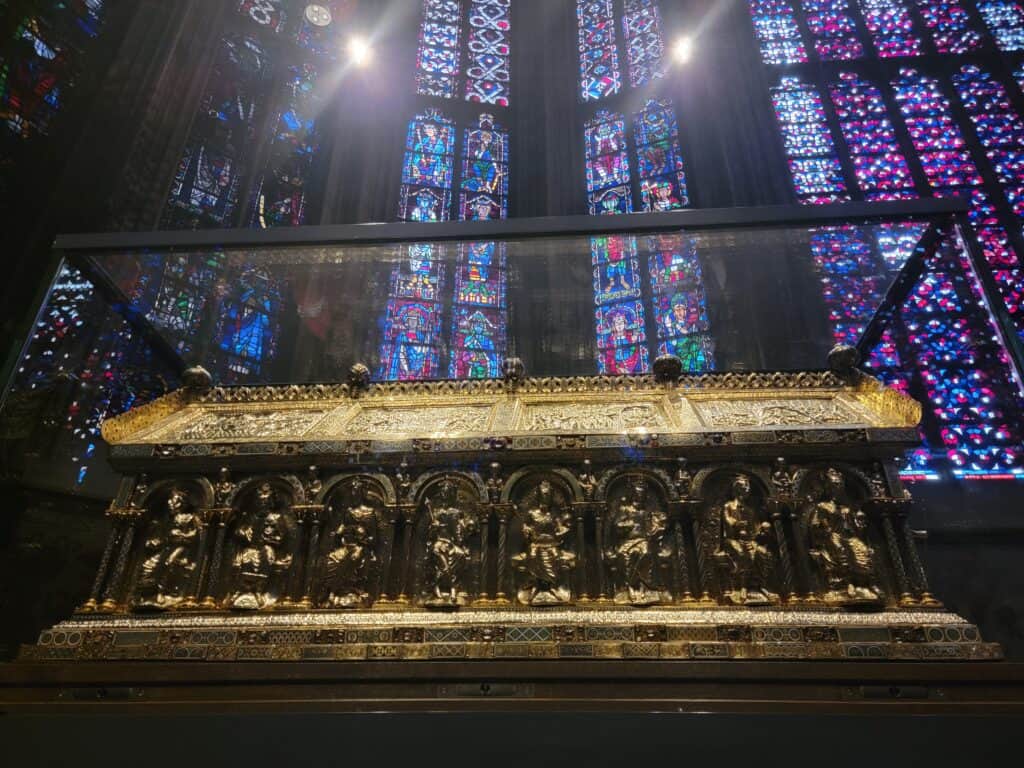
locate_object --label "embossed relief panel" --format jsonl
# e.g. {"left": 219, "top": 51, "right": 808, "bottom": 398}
{"left": 318, "top": 478, "right": 387, "bottom": 608}
{"left": 342, "top": 403, "right": 497, "bottom": 437}
{"left": 690, "top": 396, "right": 867, "bottom": 430}
{"left": 130, "top": 486, "right": 206, "bottom": 611}
{"left": 508, "top": 474, "right": 579, "bottom": 606}
{"left": 603, "top": 474, "right": 674, "bottom": 605}
{"left": 517, "top": 399, "right": 669, "bottom": 433}
{"left": 220, "top": 481, "right": 300, "bottom": 610}
{"left": 412, "top": 476, "right": 484, "bottom": 606}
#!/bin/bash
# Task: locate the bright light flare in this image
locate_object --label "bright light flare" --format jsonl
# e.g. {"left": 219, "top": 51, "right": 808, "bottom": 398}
{"left": 348, "top": 36, "right": 373, "bottom": 66}
{"left": 672, "top": 35, "right": 694, "bottom": 64}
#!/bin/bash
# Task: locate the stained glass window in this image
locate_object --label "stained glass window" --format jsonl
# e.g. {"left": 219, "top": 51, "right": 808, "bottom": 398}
{"left": 10, "top": 265, "right": 172, "bottom": 486}
{"left": 578, "top": 0, "right": 622, "bottom": 101}
{"left": 162, "top": 30, "right": 272, "bottom": 229}
{"left": 399, "top": 109, "right": 456, "bottom": 222}
{"left": 416, "top": 0, "right": 462, "bottom": 98}
{"left": 377, "top": 245, "right": 445, "bottom": 381}
{"left": 746, "top": 0, "right": 808, "bottom": 65}
{"left": 449, "top": 241, "right": 507, "bottom": 378}
{"left": 622, "top": 0, "right": 667, "bottom": 88}
{"left": 633, "top": 99, "right": 689, "bottom": 211}
{"left": 249, "top": 62, "right": 320, "bottom": 228}
{"left": 828, "top": 72, "right": 916, "bottom": 200}
{"left": 215, "top": 265, "right": 281, "bottom": 378}
{"left": 237, "top": 0, "right": 288, "bottom": 34}
{"left": 585, "top": 110, "right": 632, "bottom": 215}
{"left": 645, "top": 235, "right": 715, "bottom": 369}
{"left": 912, "top": 0, "right": 982, "bottom": 53}
{"left": 133, "top": 253, "right": 226, "bottom": 354}
{"left": 857, "top": 0, "right": 922, "bottom": 57}
{"left": 976, "top": 1, "right": 1024, "bottom": 51}
{"left": 464, "top": 0, "right": 511, "bottom": 106}
{"left": 800, "top": 0, "right": 864, "bottom": 60}
{"left": 592, "top": 237, "right": 649, "bottom": 375}
{"left": 1, "top": 2, "right": 107, "bottom": 139}
{"left": 771, "top": 76, "right": 849, "bottom": 203}
{"left": 459, "top": 113, "right": 509, "bottom": 221}
{"left": 952, "top": 64, "right": 1024, "bottom": 341}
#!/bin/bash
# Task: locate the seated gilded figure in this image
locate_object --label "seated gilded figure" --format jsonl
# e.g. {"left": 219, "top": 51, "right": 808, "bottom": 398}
{"left": 423, "top": 479, "right": 477, "bottom": 607}
{"left": 807, "top": 468, "right": 883, "bottom": 606}
{"left": 323, "top": 482, "right": 379, "bottom": 608}
{"left": 227, "top": 483, "right": 292, "bottom": 610}
{"left": 605, "top": 481, "right": 672, "bottom": 605}
{"left": 712, "top": 475, "right": 780, "bottom": 606}
{"left": 133, "top": 488, "right": 199, "bottom": 610}
{"left": 512, "top": 480, "right": 577, "bottom": 606}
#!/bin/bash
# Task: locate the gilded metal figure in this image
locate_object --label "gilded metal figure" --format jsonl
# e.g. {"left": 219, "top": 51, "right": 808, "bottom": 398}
{"left": 712, "top": 476, "right": 780, "bottom": 606}
{"left": 227, "top": 483, "right": 292, "bottom": 610}
{"left": 807, "top": 468, "right": 883, "bottom": 606}
{"left": 323, "top": 483, "right": 379, "bottom": 608}
{"left": 511, "top": 480, "right": 576, "bottom": 606}
{"left": 605, "top": 481, "right": 672, "bottom": 605}
{"left": 423, "top": 480, "right": 477, "bottom": 607}
{"left": 133, "top": 489, "right": 199, "bottom": 610}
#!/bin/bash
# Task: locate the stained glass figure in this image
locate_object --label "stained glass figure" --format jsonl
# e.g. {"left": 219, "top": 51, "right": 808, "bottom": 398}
{"left": 460, "top": 114, "right": 509, "bottom": 221}
{"left": 913, "top": 0, "right": 982, "bottom": 53}
{"left": 595, "top": 300, "right": 649, "bottom": 375}
{"left": 416, "top": 0, "right": 462, "bottom": 98}
{"left": 464, "top": 0, "right": 511, "bottom": 106}
{"left": 800, "top": 0, "right": 864, "bottom": 60}
{"left": 585, "top": 110, "right": 633, "bottom": 215}
{"left": 578, "top": 0, "right": 622, "bottom": 101}
{"left": 216, "top": 266, "right": 281, "bottom": 378}
{"left": 592, "top": 235, "right": 642, "bottom": 304}
{"left": 166, "top": 142, "right": 242, "bottom": 226}
{"left": 378, "top": 245, "right": 446, "bottom": 381}
{"left": 976, "top": 1, "right": 1024, "bottom": 51}
{"left": 857, "top": 0, "right": 922, "bottom": 57}
{"left": 771, "top": 76, "right": 848, "bottom": 203}
{"left": 644, "top": 235, "right": 716, "bottom": 372}
{"left": 746, "top": 0, "right": 808, "bottom": 65}
{"left": 249, "top": 63, "right": 321, "bottom": 228}
{"left": 633, "top": 99, "right": 689, "bottom": 211}
{"left": 623, "top": 0, "right": 667, "bottom": 88}
{"left": 828, "top": 72, "right": 916, "bottom": 200}
{"left": 400, "top": 109, "right": 456, "bottom": 222}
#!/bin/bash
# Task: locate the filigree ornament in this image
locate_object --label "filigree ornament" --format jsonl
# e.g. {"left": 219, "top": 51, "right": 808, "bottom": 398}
{"left": 511, "top": 480, "right": 576, "bottom": 606}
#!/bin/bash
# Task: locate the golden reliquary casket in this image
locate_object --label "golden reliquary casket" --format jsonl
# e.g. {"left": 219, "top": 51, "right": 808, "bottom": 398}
{"left": 22, "top": 352, "right": 1001, "bottom": 663}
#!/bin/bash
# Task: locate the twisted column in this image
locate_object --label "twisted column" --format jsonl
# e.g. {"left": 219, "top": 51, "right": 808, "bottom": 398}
{"left": 300, "top": 506, "right": 325, "bottom": 607}
{"left": 877, "top": 502, "right": 913, "bottom": 605}
{"left": 575, "top": 506, "right": 588, "bottom": 600}
{"left": 672, "top": 507, "right": 693, "bottom": 603}
{"left": 897, "top": 507, "right": 940, "bottom": 605}
{"left": 691, "top": 511, "right": 713, "bottom": 603}
{"left": 201, "top": 508, "right": 233, "bottom": 608}
{"left": 80, "top": 513, "right": 123, "bottom": 612}
{"left": 100, "top": 509, "right": 143, "bottom": 611}
{"left": 185, "top": 511, "right": 214, "bottom": 608}
{"left": 769, "top": 500, "right": 796, "bottom": 601}
{"left": 398, "top": 507, "right": 417, "bottom": 603}
{"left": 593, "top": 507, "right": 607, "bottom": 600}
{"left": 495, "top": 505, "right": 512, "bottom": 602}
{"left": 478, "top": 510, "right": 491, "bottom": 601}
{"left": 377, "top": 507, "right": 401, "bottom": 601}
